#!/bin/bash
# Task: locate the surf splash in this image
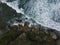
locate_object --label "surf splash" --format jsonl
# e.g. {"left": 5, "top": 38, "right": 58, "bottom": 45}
{"left": 0, "top": 0, "right": 24, "bottom": 14}
{"left": 23, "top": 0, "right": 60, "bottom": 31}
{"left": 1, "top": 0, "right": 60, "bottom": 31}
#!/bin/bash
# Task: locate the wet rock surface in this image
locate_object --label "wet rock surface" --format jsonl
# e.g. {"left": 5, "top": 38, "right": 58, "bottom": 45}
{"left": 0, "top": 2, "right": 60, "bottom": 45}
{"left": 0, "top": 19, "right": 59, "bottom": 45}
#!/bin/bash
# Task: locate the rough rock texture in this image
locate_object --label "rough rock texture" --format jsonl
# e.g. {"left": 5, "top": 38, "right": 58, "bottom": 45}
{"left": 0, "top": 2, "right": 60, "bottom": 45}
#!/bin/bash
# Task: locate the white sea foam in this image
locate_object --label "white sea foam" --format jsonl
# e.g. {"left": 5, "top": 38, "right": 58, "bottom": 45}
{"left": 0, "top": 0, "right": 24, "bottom": 14}
{"left": 24, "top": 0, "right": 60, "bottom": 31}
{"left": 1, "top": 0, "right": 60, "bottom": 31}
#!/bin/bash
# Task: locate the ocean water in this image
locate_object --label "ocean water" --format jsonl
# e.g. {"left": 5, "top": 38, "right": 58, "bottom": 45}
{"left": 0, "top": 0, "right": 60, "bottom": 31}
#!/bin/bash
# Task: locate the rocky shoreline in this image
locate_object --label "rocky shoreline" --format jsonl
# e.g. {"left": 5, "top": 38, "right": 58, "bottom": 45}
{"left": 0, "top": 19, "right": 60, "bottom": 45}
{"left": 0, "top": 2, "right": 60, "bottom": 45}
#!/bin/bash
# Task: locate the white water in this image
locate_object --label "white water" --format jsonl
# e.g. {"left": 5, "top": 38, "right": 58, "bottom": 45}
{"left": 0, "top": 0, "right": 24, "bottom": 14}
{"left": 1, "top": 0, "right": 60, "bottom": 31}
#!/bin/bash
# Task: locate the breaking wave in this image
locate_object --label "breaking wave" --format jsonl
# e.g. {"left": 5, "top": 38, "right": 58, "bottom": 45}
{"left": 1, "top": 0, "right": 60, "bottom": 31}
